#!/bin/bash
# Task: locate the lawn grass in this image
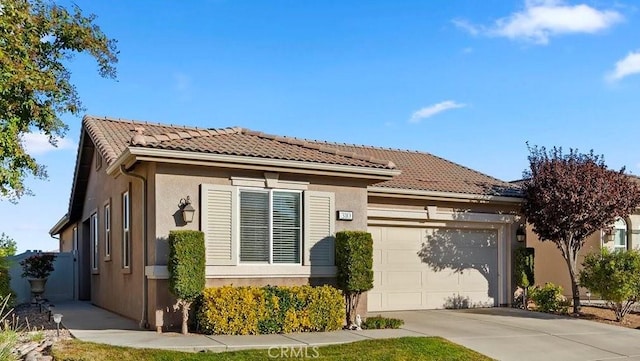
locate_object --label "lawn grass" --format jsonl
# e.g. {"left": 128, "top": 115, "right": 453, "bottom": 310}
{"left": 52, "top": 337, "right": 492, "bottom": 361}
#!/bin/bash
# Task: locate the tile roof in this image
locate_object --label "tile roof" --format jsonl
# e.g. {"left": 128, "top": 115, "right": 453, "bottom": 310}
{"left": 83, "top": 116, "right": 395, "bottom": 169}
{"left": 83, "top": 115, "right": 521, "bottom": 197}
{"left": 310, "top": 142, "right": 522, "bottom": 197}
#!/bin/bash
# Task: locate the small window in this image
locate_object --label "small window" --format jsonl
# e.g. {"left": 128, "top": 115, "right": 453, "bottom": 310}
{"left": 122, "top": 191, "right": 130, "bottom": 269}
{"left": 73, "top": 226, "right": 78, "bottom": 252}
{"left": 91, "top": 212, "right": 98, "bottom": 271}
{"left": 614, "top": 218, "right": 627, "bottom": 251}
{"left": 239, "top": 189, "right": 301, "bottom": 264}
{"left": 104, "top": 203, "right": 111, "bottom": 260}
{"left": 95, "top": 150, "right": 102, "bottom": 170}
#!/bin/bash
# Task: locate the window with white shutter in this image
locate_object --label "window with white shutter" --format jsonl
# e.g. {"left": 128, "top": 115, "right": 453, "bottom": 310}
{"left": 201, "top": 183, "right": 333, "bottom": 268}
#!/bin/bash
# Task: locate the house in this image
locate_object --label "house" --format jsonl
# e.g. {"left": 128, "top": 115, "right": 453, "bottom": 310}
{"left": 523, "top": 205, "right": 640, "bottom": 298}
{"left": 50, "top": 115, "right": 522, "bottom": 330}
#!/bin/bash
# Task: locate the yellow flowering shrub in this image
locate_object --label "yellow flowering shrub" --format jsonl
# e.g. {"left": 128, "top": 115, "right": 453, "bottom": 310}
{"left": 198, "top": 284, "right": 344, "bottom": 335}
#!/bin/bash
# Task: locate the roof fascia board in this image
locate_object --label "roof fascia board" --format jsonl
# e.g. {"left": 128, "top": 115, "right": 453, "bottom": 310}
{"left": 49, "top": 214, "right": 70, "bottom": 236}
{"left": 368, "top": 186, "right": 523, "bottom": 204}
{"left": 108, "top": 147, "right": 400, "bottom": 179}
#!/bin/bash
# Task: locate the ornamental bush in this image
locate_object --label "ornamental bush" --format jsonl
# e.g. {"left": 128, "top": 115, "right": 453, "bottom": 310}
{"left": 362, "top": 315, "right": 404, "bottom": 329}
{"left": 529, "top": 283, "right": 569, "bottom": 314}
{"left": 168, "top": 230, "right": 205, "bottom": 334}
{"left": 579, "top": 248, "right": 640, "bottom": 322}
{"left": 335, "top": 231, "right": 374, "bottom": 326}
{"left": 513, "top": 246, "right": 535, "bottom": 308}
{"left": 198, "top": 285, "right": 344, "bottom": 335}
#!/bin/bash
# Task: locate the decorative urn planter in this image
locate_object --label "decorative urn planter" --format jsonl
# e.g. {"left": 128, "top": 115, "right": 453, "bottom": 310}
{"left": 20, "top": 253, "right": 56, "bottom": 303}
{"left": 27, "top": 278, "right": 47, "bottom": 301}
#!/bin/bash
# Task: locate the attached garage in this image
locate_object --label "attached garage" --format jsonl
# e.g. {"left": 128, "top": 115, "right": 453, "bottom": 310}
{"left": 367, "top": 225, "right": 502, "bottom": 312}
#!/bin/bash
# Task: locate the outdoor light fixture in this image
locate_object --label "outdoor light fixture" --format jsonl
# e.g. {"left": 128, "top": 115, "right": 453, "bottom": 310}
{"left": 179, "top": 196, "right": 195, "bottom": 223}
{"left": 53, "top": 313, "right": 63, "bottom": 337}
{"left": 603, "top": 227, "right": 615, "bottom": 242}
{"left": 516, "top": 226, "right": 526, "bottom": 243}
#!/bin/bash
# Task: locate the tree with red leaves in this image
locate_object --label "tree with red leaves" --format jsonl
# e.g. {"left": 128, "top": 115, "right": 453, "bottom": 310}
{"left": 522, "top": 145, "right": 640, "bottom": 314}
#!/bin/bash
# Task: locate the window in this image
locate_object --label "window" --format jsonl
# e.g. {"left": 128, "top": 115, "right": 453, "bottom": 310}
{"left": 614, "top": 218, "right": 627, "bottom": 251}
{"left": 104, "top": 203, "right": 111, "bottom": 260}
{"left": 239, "top": 190, "right": 301, "bottom": 264}
{"left": 122, "top": 191, "right": 130, "bottom": 268}
{"left": 73, "top": 226, "right": 78, "bottom": 252}
{"left": 91, "top": 212, "right": 98, "bottom": 271}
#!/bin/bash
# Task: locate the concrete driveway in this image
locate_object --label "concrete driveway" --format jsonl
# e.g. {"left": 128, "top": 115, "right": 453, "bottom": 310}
{"left": 377, "top": 308, "right": 640, "bottom": 361}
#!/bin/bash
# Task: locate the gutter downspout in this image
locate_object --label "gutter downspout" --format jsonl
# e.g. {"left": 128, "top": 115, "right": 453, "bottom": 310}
{"left": 120, "top": 164, "right": 149, "bottom": 329}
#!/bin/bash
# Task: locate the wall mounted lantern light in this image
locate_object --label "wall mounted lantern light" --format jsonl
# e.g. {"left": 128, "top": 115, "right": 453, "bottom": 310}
{"left": 603, "top": 226, "right": 615, "bottom": 243}
{"left": 179, "top": 196, "right": 195, "bottom": 223}
{"left": 516, "top": 226, "right": 526, "bottom": 243}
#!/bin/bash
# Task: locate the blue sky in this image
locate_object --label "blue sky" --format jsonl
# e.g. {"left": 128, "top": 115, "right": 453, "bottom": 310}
{"left": 3, "top": 0, "right": 640, "bottom": 252}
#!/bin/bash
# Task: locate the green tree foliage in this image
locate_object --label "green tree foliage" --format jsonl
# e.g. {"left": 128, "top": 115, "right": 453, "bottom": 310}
{"left": 0, "top": 0, "right": 118, "bottom": 200}
{"left": 0, "top": 234, "right": 16, "bottom": 305}
{"left": 521, "top": 145, "right": 640, "bottom": 313}
{"left": 579, "top": 249, "right": 640, "bottom": 322}
{"left": 335, "top": 231, "right": 374, "bottom": 327}
{"left": 168, "top": 230, "right": 205, "bottom": 335}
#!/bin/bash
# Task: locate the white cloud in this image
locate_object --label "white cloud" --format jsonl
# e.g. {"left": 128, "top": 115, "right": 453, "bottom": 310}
{"left": 455, "top": 0, "right": 622, "bottom": 45}
{"left": 21, "top": 132, "right": 75, "bottom": 155}
{"left": 409, "top": 101, "right": 466, "bottom": 123}
{"left": 607, "top": 51, "right": 640, "bottom": 82}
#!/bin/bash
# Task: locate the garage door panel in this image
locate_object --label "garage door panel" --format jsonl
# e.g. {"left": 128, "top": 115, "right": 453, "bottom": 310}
{"left": 387, "top": 292, "right": 422, "bottom": 308}
{"left": 384, "top": 271, "right": 422, "bottom": 289}
{"left": 368, "top": 226, "right": 499, "bottom": 312}
{"left": 387, "top": 250, "right": 420, "bottom": 264}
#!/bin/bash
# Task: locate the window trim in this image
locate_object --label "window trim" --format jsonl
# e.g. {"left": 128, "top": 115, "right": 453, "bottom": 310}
{"left": 90, "top": 211, "right": 99, "bottom": 273}
{"left": 614, "top": 218, "right": 628, "bottom": 251}
{"left": 104, "top": 201, "right": 111, "bottom": 261}
{"left": 237, "top": 187, "right": 303, "bottom": 265}
{"left": 122, "top": 190, "right": 131, "bottom": 270}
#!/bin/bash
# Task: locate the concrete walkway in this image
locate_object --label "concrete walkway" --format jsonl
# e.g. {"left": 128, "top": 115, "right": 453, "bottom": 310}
{"left": 54, "top": 302, "right": 640, "bottom": 360}
{"left": 53, "top": 301, "right": 418, "bottom": 352}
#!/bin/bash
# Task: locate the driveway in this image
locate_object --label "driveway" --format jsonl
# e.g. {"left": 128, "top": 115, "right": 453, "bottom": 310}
{"left": 377, "top": 308, "right": 640, "bottom": 361}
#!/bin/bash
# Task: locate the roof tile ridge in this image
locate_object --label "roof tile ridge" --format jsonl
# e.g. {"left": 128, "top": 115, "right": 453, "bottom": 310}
{"left": 244, "top": 129, "right": 397, "bottom": 169}
{"left": 84, "top": 114, "right": 241, "bottom": 133}
{"left": 83, "top": 116, "right": 118, "bottom": 165}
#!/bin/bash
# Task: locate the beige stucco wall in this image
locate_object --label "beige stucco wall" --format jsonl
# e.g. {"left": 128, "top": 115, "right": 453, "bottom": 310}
{"left": 78, "top": 150, "right": 155, "bottom": 324}
{"left": 527, "top": 212, "right": 640, "bottom": 299}
{"left": 150, "top": 163, "right": 372, "bottom": 330}
{"left": 58, "top": 225, "right": 76, "bottom": 253}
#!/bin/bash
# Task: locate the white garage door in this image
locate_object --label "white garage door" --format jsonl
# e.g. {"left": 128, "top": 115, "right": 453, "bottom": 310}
{"left": 368, "top": 226, "right": 499, "bottom": 312}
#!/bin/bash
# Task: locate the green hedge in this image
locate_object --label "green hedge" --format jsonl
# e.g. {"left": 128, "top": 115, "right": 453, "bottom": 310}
{"left": 530, "top": 283, "right": 569, "bottom": 314}
{"left": 335, "top": 231, "right": 374, "bottom": 292}
{"left": 198, "top": 285, "right": 345, "bottom": 335}
{"left": 363, "top": 316, "right": 404, "bottom": 329}
{"left": 168, "top": 230, "right": 205, "bottom": 302}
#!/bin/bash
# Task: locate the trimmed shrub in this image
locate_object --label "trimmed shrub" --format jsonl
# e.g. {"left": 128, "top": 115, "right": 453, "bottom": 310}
{"left": 198, "top": 285, "right": 344, "bottom": 335}
{"left": 579, "top": 248, "right": 640, "bottom": 322}
{"left": 513, "top": 246, "right": 535, "bottom": 309}
{"left": 335, "top": 231, "right": 374, "bottom": 326}
{"left": 168, "top": 230, "right": 205, "bottom": 334}
{"left": 362, "top": 316, "right": 404, "bottom": 329}
{"left": 530, "top": 283, "right": 569, "bottom": 314}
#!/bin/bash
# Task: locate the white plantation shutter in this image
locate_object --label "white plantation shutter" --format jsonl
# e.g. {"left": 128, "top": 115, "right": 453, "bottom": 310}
{"left": 239, "top": 191, "right": 269, "bottom": 262}
{"left": 201, "top": 184, "right": 237, "bottom": 265}
{"left": 303, "top": 191, "right": 335, "bottom": 266}
{"left": 273, "top": 191, "right": 301, "bottom": 263}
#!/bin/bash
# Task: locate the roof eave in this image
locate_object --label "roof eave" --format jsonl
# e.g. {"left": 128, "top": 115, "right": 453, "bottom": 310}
{"left": 368, "top": 186, "right": 524, "bottom": 204}
{"left": 49, "top": 213, "right": 70, "bottom": 236}
{"left": 107, "top": 147, "right": 401, "bottom": 180}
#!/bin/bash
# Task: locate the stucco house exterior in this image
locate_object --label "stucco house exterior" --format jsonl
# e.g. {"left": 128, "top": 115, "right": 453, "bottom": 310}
{"left": 50, "top": 115, "right": 522, "bottom": 330}
{"left": 524, "top": 204, "right": 640, "bottom": 298}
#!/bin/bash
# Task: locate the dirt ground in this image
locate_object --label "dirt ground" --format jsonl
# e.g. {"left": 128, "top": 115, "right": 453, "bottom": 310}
{"left": 574, "top": 305, "right": 640, "bottom": 329}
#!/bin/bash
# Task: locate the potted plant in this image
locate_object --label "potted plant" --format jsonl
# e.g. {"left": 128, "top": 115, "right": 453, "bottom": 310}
{"left": 20, "top": 253, "right": 56, "bottom": 302}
